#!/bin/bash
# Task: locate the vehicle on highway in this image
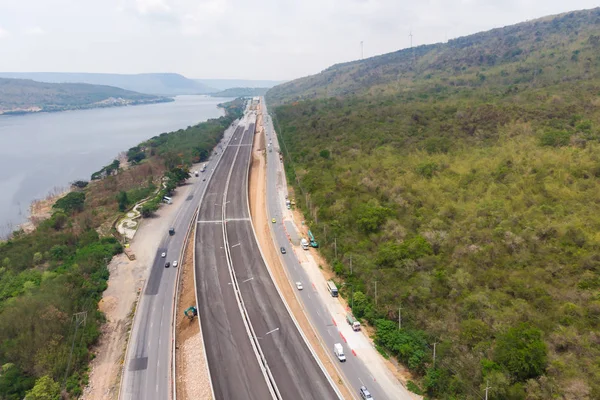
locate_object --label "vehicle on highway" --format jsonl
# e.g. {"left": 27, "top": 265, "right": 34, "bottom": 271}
{"left": 296, "top": 282, "right": 303, "bottom": 290}
{"left": 359, "top": 385, "right": 374, "bottom": 399}
{"left": 169, "top": 227, "right": 175, "bottom": 235}
{"left": 161, "top": 252, "right": 166, "bottom": 258}
{"left": 327, "top": 280, "right": 339, "bottom": 297}
{"left": 172, "top": 260, "right": 178, "bottom": 268}
{"left": 165, "top": 262, "right": 170, "bottom": 268}
{"left": 301, "top": 238, "right": 309, "bottom": 250}
{"left": 280, "top": 246, "right": 286, "bottom": 254}
{"left": 334, "top": 343, "right": 346, "bottom": 362}
{"left": 271, "top": 218, "right": 276, "bottom": 223}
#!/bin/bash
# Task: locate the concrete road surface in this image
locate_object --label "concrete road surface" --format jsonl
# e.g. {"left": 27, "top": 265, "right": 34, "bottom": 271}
{"left": 262, "top": 98, "right": 414, "bottom": 400}
{"left": 120, "top": 120, "right": 239, "bottom": 400}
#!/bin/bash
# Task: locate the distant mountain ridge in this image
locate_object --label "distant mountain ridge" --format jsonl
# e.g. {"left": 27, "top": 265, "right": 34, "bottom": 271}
{"left": 196, "top": 78, "right": 284, "bottom": 91}
{"left": 210, "top": 87, "right": 269, "bottom": 97}
{"left": 0, "top": 77, "right": 171, "bottom": 114}
{"left": 0, "top": 72, "right": 215, "bottom": 96}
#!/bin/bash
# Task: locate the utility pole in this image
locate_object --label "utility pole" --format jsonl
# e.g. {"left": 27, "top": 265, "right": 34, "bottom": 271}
{"left": 360, "top": 41, "right": 364, "bottom": 60}
{"left": 485, "top": 380, "right": 492, "bottom": 400}
{"left": 64, "top": 311, "right": 87, "bottom": 387}
{"left": 374, "top": 281, "right": 378, "bottom": 307}
{"left": 350, "top": 255, "right": 353, "bottom": 275}
{"left": 433, "top": 341, "right": 438, "bottom": 369}
{"left": 334, "top": 237, "right": 337, "bottom": 259}
{"left": 399, "top": 305, "right": 403, "bottom": 330}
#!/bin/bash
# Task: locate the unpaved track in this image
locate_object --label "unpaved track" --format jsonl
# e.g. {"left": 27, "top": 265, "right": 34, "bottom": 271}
{"left": 175, "top": 223, "right": 212, "bottom": 399}
{"left": 248, "top": 113, "right": 353, "bottom": 400}
{"left": 82, "top": 183, "right": 196, "bottom": 400}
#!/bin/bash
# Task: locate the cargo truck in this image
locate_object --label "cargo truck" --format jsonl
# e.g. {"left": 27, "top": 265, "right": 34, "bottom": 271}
{"left": 301, "top": 238, "right": 309, "bottom": 250}
{"left": 346, "top": 313, "right": 361, "bottom": 331}
{"left": 334, "top": 343, "right": 346, "bottom": 362}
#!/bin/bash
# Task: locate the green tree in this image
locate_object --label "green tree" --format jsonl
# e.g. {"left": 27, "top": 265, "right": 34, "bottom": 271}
{"left": 494, "top": 323, "right": 547, "bottom": 382}
{"left": 53, "top": 192, "right": 85, "bottom": 214}
{"left": 25, "top": 375, "right": 60, "bottom": 400}
{"left": 117, "top": 191, "right": 129, "bottom": 212}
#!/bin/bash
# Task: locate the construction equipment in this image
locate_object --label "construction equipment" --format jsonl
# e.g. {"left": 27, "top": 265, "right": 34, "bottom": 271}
{"left": 308, "top": 230, "right": 319, "bottom": 248}
{"left": 184, "top": 306, "right": 198, "bottom": 320}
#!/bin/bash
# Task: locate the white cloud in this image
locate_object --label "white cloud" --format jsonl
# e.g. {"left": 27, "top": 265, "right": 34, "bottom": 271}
{"left": 0, "top": 0, "right": 599, "bottom": 79}
{"left": 0, "top": 27, "right": 9, "bottom": 38}
{"left": 24, "top": 26, "right": 45, "bottom": 36}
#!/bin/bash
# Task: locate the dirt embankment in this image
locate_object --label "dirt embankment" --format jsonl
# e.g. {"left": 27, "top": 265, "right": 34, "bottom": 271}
{"left": 175, "top": 223, "right": 212, "bottom": 399}
{"left": 249, "top": 112, "right": 353, "bottom": 399}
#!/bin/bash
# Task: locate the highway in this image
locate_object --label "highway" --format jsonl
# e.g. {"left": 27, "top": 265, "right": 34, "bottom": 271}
{"left": 120, "top": 119, "right": 239, "bottom": 400}
{"left": 195, "top": 107, "right": 341, "bottom": 400}
{"left": 263, "top": 99, "right": 405, "bottom": 400}
{"left": 194, "top": 117, "right": 273, "bottom": 400}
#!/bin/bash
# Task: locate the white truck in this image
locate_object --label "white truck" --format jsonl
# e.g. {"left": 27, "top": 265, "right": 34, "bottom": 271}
{"left": 334, "top": 343, "right": 346, "bottom": 362}
{"left": 301, "top": 238, "right": 309, "bottom": 250}
{"left": 200, "top": 163, "right": 207, "bottom": 172}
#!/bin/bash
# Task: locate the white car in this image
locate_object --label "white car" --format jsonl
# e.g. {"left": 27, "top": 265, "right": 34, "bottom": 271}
{"left": 172, "top": 260, "right": 178, "bottom": 267}
{"left": 161, "top": 252, "right": 166, "bottom": 258}
{"left": 296, "top": 282, "right": 303, "bottom": 290}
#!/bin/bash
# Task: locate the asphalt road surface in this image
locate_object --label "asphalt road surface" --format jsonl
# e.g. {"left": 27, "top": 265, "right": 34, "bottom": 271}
{"left": 263, "top": 99, "right": 401, "bottom": 400}
{"left": 120, "top": 120, "right": 239, "bottom": 400}
{"left": 194, "top": 119, "right": 273, "bottom": 400}
{"left": 196, "top": 111, "right": 340, "bottom": 400}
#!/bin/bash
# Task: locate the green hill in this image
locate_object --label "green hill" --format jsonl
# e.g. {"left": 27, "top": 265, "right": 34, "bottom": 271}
{"left": 269, "top": 8, "right": 600, "bottom": 399}
{"left": 0, "top": 72, "right": 215, "bottom": 96}
{"left": 210, "top": 87, "right": 269, "bottom": 97}
{"left": 0, "top": 78, "right": 171, "bottom": 114}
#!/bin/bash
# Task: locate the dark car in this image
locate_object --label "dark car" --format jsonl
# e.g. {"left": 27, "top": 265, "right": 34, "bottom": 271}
{"left": 169, "top": 228, "right": 175, "bottom": 236}
{"left": 165, "top": 262, "right": 170, "bottom": 268}
{"left": 280, "top": 247, "right": 286, "bottom": 254}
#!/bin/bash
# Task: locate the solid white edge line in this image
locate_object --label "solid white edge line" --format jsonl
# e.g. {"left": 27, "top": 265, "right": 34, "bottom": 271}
{"left": 246, "top": 100, "right": 344, "bottom": 399}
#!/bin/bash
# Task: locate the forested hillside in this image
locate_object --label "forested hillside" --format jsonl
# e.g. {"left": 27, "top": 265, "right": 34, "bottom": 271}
{"left": 0, "top": 78, "right": 171, "bottom": 114}
{"left": 269, "top": 8, "right": 600, "bottom": 400}
{"left": 0, "top": 99, "right": 244, "bottom": 399}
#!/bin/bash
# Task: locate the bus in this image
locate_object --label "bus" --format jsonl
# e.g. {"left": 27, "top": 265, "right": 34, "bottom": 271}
{"left": 326, "top": 281, "right": 338, "bottom": 297}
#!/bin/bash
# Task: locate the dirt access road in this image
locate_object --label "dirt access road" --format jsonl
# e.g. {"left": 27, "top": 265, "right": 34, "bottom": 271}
{"left": 81, "top": 174, "right": 201, "bottom": 400}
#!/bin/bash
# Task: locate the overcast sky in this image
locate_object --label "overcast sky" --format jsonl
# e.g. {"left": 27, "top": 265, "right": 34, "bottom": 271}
{"left": 0, "top": 0, "right": 597, "bottom": 81}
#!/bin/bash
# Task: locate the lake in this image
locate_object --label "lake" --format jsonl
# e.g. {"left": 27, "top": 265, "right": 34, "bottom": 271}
{"left": 0, "top": 95, "right": 231, "bottom": 235}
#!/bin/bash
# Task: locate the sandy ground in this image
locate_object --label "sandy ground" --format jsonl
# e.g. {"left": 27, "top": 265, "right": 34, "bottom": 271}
{"left": 249, "top": 114, "right": 354, "bottom": 400}
{"left": 19, "top": 187, "right": 70, "bottom": 234}
{"left": 81, "top": 183, "right": 193, "bottom": 400}
{"left": 175, "top": 223, "right": 212, "bottom": 399}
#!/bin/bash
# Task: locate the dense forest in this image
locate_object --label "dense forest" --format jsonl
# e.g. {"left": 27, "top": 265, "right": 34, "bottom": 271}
{"left": 268, "top": 8, "right": 600, "bottom": 400}
{"left": 0, "top": 98, "right": 244, "bottom": 399}
{"left": 0, "top": 78, "right": 171, "bottom": 115}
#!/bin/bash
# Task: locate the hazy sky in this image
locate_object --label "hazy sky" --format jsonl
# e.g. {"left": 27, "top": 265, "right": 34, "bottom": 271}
{"left": 0, "top": 0, "right": 597, "bottom": 80}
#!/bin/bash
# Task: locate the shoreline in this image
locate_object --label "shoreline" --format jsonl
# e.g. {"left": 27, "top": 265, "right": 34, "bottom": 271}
{"left": 0, "top": 97, "right": 174, "bottom": 117}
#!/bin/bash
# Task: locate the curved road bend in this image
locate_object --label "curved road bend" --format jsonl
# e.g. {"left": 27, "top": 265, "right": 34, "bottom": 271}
{"left": 195, "top": 118, "right": 272, "bottom": 400}
{"left": 223, "top": 115, "right": 340, "bottom": 399}
{"left": 120, "top": 120, "right": 238, "bottom": 400}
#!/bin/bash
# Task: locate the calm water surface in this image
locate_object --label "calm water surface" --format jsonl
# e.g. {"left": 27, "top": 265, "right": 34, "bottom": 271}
{"left": 0, "top": 95, "right": 231, "bottom": 234}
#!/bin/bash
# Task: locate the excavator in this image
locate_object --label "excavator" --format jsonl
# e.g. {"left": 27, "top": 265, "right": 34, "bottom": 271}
{"left": 308, "top": 230, "right": 319, "bottom": 248}
{"left": 184, "top": 306, "right": 198, "bottom": 320}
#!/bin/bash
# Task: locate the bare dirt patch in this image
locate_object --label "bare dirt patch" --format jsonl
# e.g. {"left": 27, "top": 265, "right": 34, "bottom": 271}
{"left": 249, "top": 116, "right": 353, "bottom": 400}
{"left": 20, "top": 186, "right": 70, "bottom": 233}
{"left": 81, "top": 182, "right": 193, "bottom": 400}
{"left": 176, "top": 224, "right": 212, "bottom": 399}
